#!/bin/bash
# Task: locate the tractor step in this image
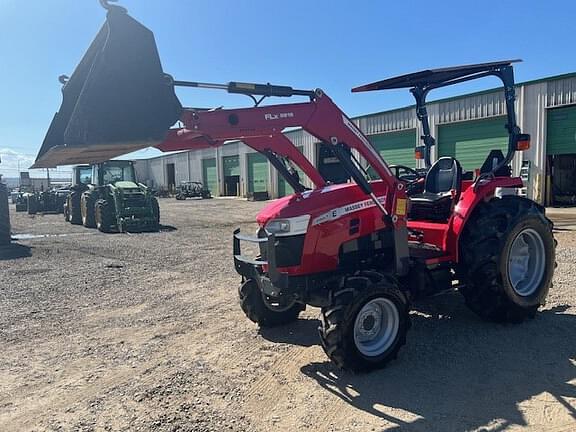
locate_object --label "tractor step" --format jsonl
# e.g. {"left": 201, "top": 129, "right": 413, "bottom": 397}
{"left": 408, "top": 243, "right": 452, "bottom": 267}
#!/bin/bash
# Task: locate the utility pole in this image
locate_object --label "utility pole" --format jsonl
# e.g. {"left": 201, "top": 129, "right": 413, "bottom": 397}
{"left": 46, "top": 168, "right": 51, "bottom": 190}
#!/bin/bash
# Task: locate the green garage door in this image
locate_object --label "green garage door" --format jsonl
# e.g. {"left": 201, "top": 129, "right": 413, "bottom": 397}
{"left": 278, "top": 146, "right": 304, "bottom": 197}
{"left": 248, "top": 153, "right": 268, "bottom": 193}
{"left": 223, "top": 155, "right": 240, "bottom": 176}
{"left": 202, "top": 158, "right": 218, "bottom": 196}
{"left": 547, "top": 105, "right": 576, "bottom": 155}
{"left": 438, "top": 117, "right": 508, "bottom": 172}
{"left": 367, "top": 129, "right": 416, "bottom": 178}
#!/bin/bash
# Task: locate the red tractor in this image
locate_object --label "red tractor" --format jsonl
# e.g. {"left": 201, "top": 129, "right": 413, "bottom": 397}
{"left": 34, "top": 1, "right": 555, "bottom": 372}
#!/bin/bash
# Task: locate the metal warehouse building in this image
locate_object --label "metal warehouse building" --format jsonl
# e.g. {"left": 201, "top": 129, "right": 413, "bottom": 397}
{"left": 134, "top": 72, "right": 576, "bottom": 206}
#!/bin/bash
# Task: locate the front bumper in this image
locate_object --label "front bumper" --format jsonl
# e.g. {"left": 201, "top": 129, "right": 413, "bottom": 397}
{"left": 233, "top": 229, "right": 289, "bottom": 297}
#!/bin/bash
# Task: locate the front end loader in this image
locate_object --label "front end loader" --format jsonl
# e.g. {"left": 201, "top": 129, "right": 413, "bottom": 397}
{"left": 35, "top": 1, "right": 555, "bottom": 372}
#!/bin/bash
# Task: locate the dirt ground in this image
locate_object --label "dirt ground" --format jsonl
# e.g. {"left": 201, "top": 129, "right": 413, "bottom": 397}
{"left": 1, "top": 198, "right": 575, "bottom": 432}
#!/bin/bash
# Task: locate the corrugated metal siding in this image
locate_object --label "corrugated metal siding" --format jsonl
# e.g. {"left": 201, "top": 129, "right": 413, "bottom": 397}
{"left": 133, "top": 160, "right": 149, "bottom": 185}
{"left": 546, "top": 105, "right": 576, "bottom": 154}
{"left": 368, "top": 129, "right": 417, "bottom": 171}
{"left": 438, "top": 116, "right": 508, "bottom": 171}
{"left": 437, "top": 91, "right": 506, "bottom": 124}
{"left": 546, "top": 77, "right": 576, "bottom": 107}
{"left": 356, "top": 109, "right": 415, "bottom": 134}
{"left": 148, "top": 158, "right": 164, "bottom": 188}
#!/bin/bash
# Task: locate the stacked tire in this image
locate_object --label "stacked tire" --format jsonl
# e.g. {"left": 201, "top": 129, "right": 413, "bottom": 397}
{"left": 0, "top": 183, "right": 10, "bottom": 245}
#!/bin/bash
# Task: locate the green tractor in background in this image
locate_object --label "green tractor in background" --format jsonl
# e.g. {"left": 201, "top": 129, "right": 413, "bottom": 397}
{"left": 26, "top": 188, "right": 69, "bottom": 215}
{"left": 70, "top": 161, "right": 160, "bottom": 233}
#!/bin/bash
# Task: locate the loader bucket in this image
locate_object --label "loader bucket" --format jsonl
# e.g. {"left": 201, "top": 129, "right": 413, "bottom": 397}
{"left": 32, "top": 5, "right": 182, "bottom": 168}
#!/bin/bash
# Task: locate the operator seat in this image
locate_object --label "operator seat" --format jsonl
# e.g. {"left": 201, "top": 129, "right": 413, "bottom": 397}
{"left": 408, "top": 157, "right": 462, "bottom": 222}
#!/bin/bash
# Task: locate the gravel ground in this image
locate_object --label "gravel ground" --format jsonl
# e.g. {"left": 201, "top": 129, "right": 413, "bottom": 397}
{"left": 1, "top": 198, "right": 575, "bottom": 432}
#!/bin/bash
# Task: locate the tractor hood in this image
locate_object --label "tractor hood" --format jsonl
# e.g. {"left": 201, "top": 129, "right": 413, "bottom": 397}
{"left": 256, "top": 181, "right": 389, "bottom": 228}
{"left": 113, "top": 181, "right": 141, "bottom": 190}
{"left": 32, "top": 4, "right": 182, "bottom": 168}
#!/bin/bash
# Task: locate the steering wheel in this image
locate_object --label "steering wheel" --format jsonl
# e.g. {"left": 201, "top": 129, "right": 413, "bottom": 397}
{"left": 389, "top": 165, "right": 426, "bottom": 195}
{"left": 389, "top": 165, "right": 421, "bottom": 182}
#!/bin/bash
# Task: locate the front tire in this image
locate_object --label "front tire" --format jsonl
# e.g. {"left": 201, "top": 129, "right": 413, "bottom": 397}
{"left": 319, "top": 271, "right": 410, "bottom": 372}
{"left": 150, "top": 197, "right": 160, "bottom": 231}
{"left": 81, "top": 194, "right": 96, "bottom": 228}
{"left": 63, "top": 201, "right": 70, "bottom": 222}
{"left": 458, "top": 196, "right": 555, "bottom": 323}
{"left": 95, "top": 199, "right": 115, "bottom": 233}
{"left": 239, "top": 279, "right": 304, "bottom": 327}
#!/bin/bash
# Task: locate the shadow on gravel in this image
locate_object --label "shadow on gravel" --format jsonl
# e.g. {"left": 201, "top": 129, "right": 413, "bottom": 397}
{"left": 0, "top": 243, "right": 32, "bottom": 261}
{"left": 301, "top": 296, "right": 576, "bottom": 432}
{"left": 259, "top": 318, "right": 320, "bottom": 347}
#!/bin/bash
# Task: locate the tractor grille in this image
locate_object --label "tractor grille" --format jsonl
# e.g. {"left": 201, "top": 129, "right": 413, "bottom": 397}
{"left": 123, "top": 191, "right": 147, "bottom": 207}
{"left": 257, "top": 228, "right": 305, "bottom": 267}
{"left": 275, "top": 235, "right": 305, "bottom": 267}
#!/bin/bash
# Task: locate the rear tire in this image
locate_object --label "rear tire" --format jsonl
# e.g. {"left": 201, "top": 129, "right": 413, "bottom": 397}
{"left": 319, "top": 271, "right": 410, "bottom": 372}
{"left": 95, "top": 199, "right": 115, "bottom": 233}
{"left": 81, "top": 193, "right": 96, "bottom": 228}
{"left": 458, "top": 196, "right": 555, "bottom": 323}
{"left": 239, "top": 279, "right": 304, "bottom": 327}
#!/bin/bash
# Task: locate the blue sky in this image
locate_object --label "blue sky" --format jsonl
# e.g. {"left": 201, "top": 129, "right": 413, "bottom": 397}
{"left": 1, "top": 0, "right": 575, "bottom": 177}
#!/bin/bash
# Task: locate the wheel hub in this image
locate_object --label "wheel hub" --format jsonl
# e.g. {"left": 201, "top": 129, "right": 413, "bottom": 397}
{"left": 357, "top": 307, "right": 381, "bottom": 339}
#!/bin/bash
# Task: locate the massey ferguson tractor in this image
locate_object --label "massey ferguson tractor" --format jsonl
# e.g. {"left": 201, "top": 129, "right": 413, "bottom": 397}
{"left": 33, "top": 1, "right": 555, "bottom": 371}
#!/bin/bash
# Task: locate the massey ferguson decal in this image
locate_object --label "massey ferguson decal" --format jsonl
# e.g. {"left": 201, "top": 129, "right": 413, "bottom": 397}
{"left": 265, "top": 112, "right": 294, "bottom": 121}
{"left": 312, "top": 196, "right": 386, "bottom": 226}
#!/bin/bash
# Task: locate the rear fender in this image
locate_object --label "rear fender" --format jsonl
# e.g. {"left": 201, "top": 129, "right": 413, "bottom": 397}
{"left": 446, "top": 177, "right": 523, "bottom": 262}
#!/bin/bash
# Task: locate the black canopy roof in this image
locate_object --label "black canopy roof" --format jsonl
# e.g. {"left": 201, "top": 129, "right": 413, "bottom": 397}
{"left": 352, "top": 60, "right": 521, "bottom": 92}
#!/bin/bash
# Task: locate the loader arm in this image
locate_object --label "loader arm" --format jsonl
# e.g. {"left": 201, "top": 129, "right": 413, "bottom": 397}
{"left": 157, "top": 93, "right": 402, "bottom": 213}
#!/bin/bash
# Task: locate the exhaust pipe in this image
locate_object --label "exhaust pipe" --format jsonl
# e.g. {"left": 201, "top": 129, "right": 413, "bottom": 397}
{"left": 33, "top": 1, "right": 182, "bottom": 168}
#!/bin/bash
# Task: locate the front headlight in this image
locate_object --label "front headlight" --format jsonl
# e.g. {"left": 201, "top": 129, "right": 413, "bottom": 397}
{"left": 265, "top": 215, "right": 310, "bottom": 237}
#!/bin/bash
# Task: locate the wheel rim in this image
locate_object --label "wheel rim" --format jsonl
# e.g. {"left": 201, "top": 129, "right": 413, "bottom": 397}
{"left": 354, "top": 298, "right": 400, "bottom": 357}
{"left": 507, "top": 228, "right": 546, "bottom": 297}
